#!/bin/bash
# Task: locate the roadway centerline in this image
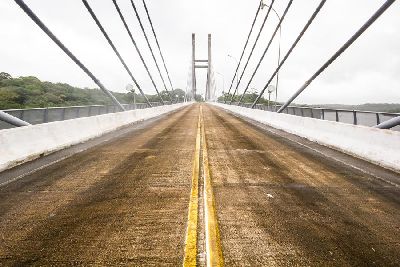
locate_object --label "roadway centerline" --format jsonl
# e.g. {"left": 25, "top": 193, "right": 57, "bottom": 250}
{"left": 183, "top": 105, "right": 224, "bottom": 267}
{"left": 201, "top": 106, "right": 224, "bottom": 267}
{"left": 183, "top": 107, "right": 201, "bottom": 266}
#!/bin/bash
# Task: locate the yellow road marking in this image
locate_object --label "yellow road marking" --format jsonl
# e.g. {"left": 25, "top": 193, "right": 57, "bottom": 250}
{"left": 183, "top": 105, "right": 224, "bottom": 267}
{"left": 201, "top": 106, "right": 224, "bottom": 267}
{"left": 183, "top": 107, "right": 201, "bottom": 267}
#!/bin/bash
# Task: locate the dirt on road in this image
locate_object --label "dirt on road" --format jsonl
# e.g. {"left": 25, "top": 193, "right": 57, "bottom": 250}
{"left": 0, "top": 105, "right": 198, "bottom": 266}
{"left": 203, "top": 104, "right": 400, "bottom": 266}
{"left": 0, "top": 103, "right": 399, "bottom": 266}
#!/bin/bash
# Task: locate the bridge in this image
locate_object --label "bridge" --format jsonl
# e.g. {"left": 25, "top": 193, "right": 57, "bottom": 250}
{"left": 1, "top": 0, "right": 400, "bottom": 266}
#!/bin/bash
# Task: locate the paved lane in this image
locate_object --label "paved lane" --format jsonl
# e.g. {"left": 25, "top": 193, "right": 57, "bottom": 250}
{"left": 203, "top": 104, "right": 400, "bottom": 266}
{"left": 0, "top": 105, "right": 199, "bottom": 266}
{"left": 1, "top": 103, "right": 399, "bottom": 266}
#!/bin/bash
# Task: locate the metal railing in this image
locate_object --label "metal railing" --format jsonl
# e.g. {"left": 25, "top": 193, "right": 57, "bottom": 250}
{"left": 233, "top": 102, "right": 400, "bottom": 131}
{"left": 0, "top": 101, "right": 180, "bottom": 130}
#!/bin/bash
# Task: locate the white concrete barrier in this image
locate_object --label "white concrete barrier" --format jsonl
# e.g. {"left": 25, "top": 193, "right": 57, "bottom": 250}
{"left": 212, "top": 103, "right": 400, "bottom": 172}
{"left": 0, "top": 103, "right": 191, "bottom": 172}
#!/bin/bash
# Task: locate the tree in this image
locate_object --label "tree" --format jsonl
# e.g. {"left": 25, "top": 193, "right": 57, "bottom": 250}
{"left": 0, "top": 72, "right": 12, "bottom": 80}
{"left": 194, "top": 94, "right": 204, "bottom": 102}
{"left": 0, "top": 74, "right": 193, "bottom": 109}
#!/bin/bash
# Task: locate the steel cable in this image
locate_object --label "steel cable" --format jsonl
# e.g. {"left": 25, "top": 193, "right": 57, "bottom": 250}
{"left": 234, "top": 0, "right": 294, "bottom": 104}
{"left": 14, "top": 0, "right": 125, "bottom": 111}
{"left": 112, "top": 0, "right": 164, "bottom": 104}
{"left": 250, "top": 0, "right": 326, "bottom": 108}
{"left": 82, "top": 0, "right": 151, "bottom": 107}
{"left": 276, "top": 0, "right": 396, "bottom": 112}
{"left": 130, "top": 0, "right": 173, "bottom": 102}
{"left": 141, "top": 0, "right": 174, "bottom": 91}
{"left": 225, "top": 0, "right": 263, "bottom": 102}
{"left": 231, "top": 0, "right": 276, "bottom": 99}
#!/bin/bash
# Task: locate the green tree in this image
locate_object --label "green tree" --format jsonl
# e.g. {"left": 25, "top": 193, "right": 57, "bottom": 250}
{"left": 0, "top": 72, "right": 12, "bottom": 80}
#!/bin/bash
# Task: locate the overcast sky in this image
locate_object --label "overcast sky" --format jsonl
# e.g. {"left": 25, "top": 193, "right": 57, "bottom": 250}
{"left": 0, "top": 0, "right": 399, "bottom": 104}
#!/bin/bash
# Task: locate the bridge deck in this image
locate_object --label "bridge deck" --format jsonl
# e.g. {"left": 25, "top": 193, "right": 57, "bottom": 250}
{"left": 0, "top": 104, "right": 399, "bottom": 266}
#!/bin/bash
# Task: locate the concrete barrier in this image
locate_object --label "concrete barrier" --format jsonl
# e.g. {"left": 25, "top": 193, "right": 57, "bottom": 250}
{"left": 212, "top": 103, "right": 400, "bottom": 172}
{"left": 0, "top": 103, "right": 191, "bottom": 172}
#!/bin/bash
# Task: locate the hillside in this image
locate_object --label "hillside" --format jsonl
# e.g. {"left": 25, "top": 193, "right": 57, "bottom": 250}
{"left": 0, "top": 72, "right": 185, "bottom": 110}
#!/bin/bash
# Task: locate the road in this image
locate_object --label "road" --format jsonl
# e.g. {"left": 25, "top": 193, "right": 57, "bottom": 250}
{"left": 0, "top": 103, "right": 399, "bottom": 266}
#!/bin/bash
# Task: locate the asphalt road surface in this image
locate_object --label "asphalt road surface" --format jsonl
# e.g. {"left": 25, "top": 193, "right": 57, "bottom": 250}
{"left": 0, "top": 103, "right": 399, "bottom": 266}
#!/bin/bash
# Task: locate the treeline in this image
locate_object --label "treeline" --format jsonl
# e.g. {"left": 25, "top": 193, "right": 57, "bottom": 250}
{"left": 218, "top": 92, "right": 400, "bottom": 113}
{"left": 217, "top": 92, "right": 276, "bottom": 106}
{"left": 0, "top": 72, "right": 186, "bottom": 110}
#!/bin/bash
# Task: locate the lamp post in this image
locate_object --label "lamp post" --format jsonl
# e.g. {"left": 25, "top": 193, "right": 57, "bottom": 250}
{"left": 126, "top": 84, "right": 136, "bottom": 110}
{"left": 227, "top": 54, "right": 239, "bottom": 104}
{"left": 216, "top": 71, "right": 225, "bottom": 102}
{"left": 267, "top": 85, "right": 276, "bottom": 111}
{"left": 261, "top": 0, "right": 281, "bottom": 111}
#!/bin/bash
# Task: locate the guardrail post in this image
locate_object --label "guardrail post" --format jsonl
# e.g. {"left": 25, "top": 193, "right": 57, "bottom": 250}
{"left": 376, "top": 113, "right": 380, "bottom": 125}
{"left": 335, "top": 110, "right": 339, "bottom": 122}
{"left": 61, "top": 108, "right": 66, "bottom": 120}
{"left": 44, "top": 108, "right": 49, "bottom": 123}
{"left": 310, "top": 108, "right": 314, "bottom": 118}
{"left": 76, "top": 107, "right": 80, "bottom": 118}
{"left": 300, "top": 108, "right": 304, "bottom": 117}
{"left": 353, "top": 110, "right": 357, "bottom": 125}
{"left": 321, "top": 109, "right": 325, "bottom": 120}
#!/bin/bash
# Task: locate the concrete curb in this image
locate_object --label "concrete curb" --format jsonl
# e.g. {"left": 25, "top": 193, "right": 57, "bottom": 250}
{"left": 212, "top": 103, "right": 400, "bottom": 173}
{"left": 0, "top": 103, "right": 192, "bottom": 172}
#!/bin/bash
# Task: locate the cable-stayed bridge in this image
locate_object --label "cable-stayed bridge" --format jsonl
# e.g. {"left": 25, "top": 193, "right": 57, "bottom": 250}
{"left": 0, "top": 0, "right": 399, "bottom": 266}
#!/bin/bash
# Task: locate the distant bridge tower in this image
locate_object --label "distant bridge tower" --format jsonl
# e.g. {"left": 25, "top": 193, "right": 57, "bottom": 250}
{"left": 190, "top": 33, "right": 214, "bottom": 101}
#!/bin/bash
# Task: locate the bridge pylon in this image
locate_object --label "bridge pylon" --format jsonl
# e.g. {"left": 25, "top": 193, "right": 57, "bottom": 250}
{"left": 191, "top": 33, "right": 214, "bottom": 101}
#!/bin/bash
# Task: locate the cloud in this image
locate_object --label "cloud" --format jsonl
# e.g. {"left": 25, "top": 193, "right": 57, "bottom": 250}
{"left": 0, "top": 0, "right": 399, "bottom": 104}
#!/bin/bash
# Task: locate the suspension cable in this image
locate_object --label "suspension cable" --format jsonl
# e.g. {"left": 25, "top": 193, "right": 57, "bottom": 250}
{"left": 234, "top": 0, "right": 294, "bottom": 104}
{"left": 250, "top": 0, "right": 327, "bottom": 108}
{"left": 130, "top": 0, "right": 173, "bottom": 102}
{"left": 225, "top": 0, "right": 262, "bottom": 102}
{"left": 13, "top": 0, "right": 125, "bottom": 111}
{"left": 82, "top": 0, "right": 151, "bottom": 107}
{"left": 112, "top": 0, "right": 164, "bottom": 105}
{"left": 141, "top": 0, "right": 174, "bottom": 92}
{"left": 276, "top": 0, "right": 395, "bottom": 113}
{"left": 231, "top": 0, "right": 276, "bottom": 99}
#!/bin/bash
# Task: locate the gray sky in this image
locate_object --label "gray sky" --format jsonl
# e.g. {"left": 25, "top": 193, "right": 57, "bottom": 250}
{"left": 0, "top": 0, "right": 399, "bottom": 104}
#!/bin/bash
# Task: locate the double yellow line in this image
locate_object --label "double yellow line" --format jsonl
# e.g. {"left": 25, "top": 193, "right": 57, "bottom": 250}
{"left": 183, "top": 105, "right": 224, "bottom": 267}
{"left": 183, "top": 106, "right": 201, "bottom": 266}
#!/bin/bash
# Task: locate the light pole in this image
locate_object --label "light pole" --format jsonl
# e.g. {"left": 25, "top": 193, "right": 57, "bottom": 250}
{"left": 261, "top": 0, "right": 281, "bottom": 111}
{"left": 267, "top": 85, "right": 276, "bottom": 111}
{"left": 227, "top": 54, "right": 239, "bottom": 104}
{"left": 126, "top": 84, "right": 136, "bottom": 110}
{"left": 216, "top": 71, "right": 225, "bottom": 102}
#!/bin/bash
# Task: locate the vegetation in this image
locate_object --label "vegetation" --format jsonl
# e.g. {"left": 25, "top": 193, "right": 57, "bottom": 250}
{"left": 0, "top": 72, "right": 186, "bottom": 110}
{"left": 217, "top": 91, "right": 276, "bottom": 106}
{"left": 218, "top": 90, "right": 400, "bottom": 113}
{"left": 1, "top": 72, "right": 398, "bottom": 113}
